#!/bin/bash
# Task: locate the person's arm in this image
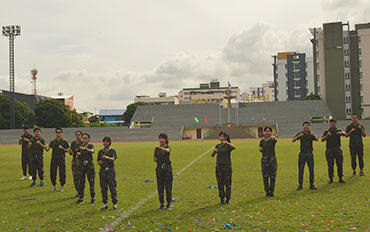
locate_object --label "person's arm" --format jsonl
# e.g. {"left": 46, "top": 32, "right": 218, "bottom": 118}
{"left": 84, "top": 144, "right": 95, "bottom": 153}
{"left": 337, "top": 130, "right": 346, "bottom": 137}
{"left": 155, "top": 145, "right": 170, "bottom": 153}
{"left": 27, "top": 141, "right": 32, "bottom": 150}
{"left": 18, "top": 136, "right": 23, "bottom": 145}
{"left": 322, "top": 131, "right": 330, "bottom": 142}
{"left": 222, "top": 140, "right": 235, "bottom": 150}
{"left": 37, "top": 140, "right": 48, "bottom": 150}
{"left": 211, "top": 147, "right": 217, "bottom": 157}
{"left": 258, "top": 140, "right": 263, "bottom": 152}
{"left": 58, "top": 144, "right": 69, "bottom": 152}
{"left": 345, "top": 127, "right": 355, "bottom": 138}
{"left": 360, "top": 125, "right": 366, "bottom": 137}
{"left": 292, "top": 132, "right": 303, "bottom": 143}
{"left": 271, "top": 135, "right": 277, "bottom": 142}
{"left": 97, "top": 151, "right": 103, "bottom": 165}
{"left": 68, "top": 144, "right": 73, "bottom": 155}
{"left": 311, "top": 132, "right": 319, "bottom": 141}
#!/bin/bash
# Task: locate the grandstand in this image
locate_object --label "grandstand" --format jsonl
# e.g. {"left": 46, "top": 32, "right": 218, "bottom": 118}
{"left": 1, "top": 100, "right": 369, "bottom": 144}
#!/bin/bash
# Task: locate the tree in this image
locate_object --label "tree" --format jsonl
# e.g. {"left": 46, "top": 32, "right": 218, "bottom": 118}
{"left": 122, "top": 102, "right": 149, "bottom": 125}
{"left": 71, "top": 109, "right": 85, "bottom": 128}
{"left": 0, "top": 95, "right": 35, "bottom": 129}
{"left": 34, "top": 99, "right": 73, "bottom": 128}
{"left": 304, "top": 93, "right": 321, "bottom": 100}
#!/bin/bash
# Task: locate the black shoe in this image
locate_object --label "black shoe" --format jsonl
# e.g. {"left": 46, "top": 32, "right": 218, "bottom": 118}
{"left": 166, "top": 204, "right": 171, "bottom": 210}
{"left": 220, "top": 200, "right": 225, "bottom": 204}
{"left": 339, "top": 179, "right": 346, "bottom": 183}
{"left": 266, "top": 192, "right": 270, "bottom": 197}
{"left": 76, "top": 199, "right": 84, "bottom": 204}
{"left": 270, "top": 192, "right": 275, "bottom": 197}
{"left": 91, "top": 198, "right": 95, "bottom": 204}
{"left": 296, "top": 185, "right": 303, "bottom": 191}
{"left": 159, "top": 204, "right": 165, "bottom": 210}
{"left": 225, "top": 199, "right": 230, "bottom": 204}
{"left": 101, "top": 205, "right": 108, "bottom": 210}
{"left": 329, "top": 178, "right": 333, "bottom": 184}
{"left": 310, "top": 185, "right": 317, "bottom": 190}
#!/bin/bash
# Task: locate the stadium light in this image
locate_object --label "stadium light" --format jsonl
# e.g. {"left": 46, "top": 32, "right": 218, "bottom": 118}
{"left": 2, "top": 25, "right": 21, "bottom": 129}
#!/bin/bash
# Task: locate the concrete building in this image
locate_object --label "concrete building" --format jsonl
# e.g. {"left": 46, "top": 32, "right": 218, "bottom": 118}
{"left": 273, "top": 52, "right": 315, "bottom": 102}
{"left": 310, "top": 22, "right": 370, "bottom": 119}
{"left": 98, "top": 109, "right": 125, "bottom": 126}
{"left": 178, "top": 80, "right": 240, "bottom": 104}
{"left": 248, "top": 81, "right": 275, "bottom": 102}
{"left": 53, "top": 95, "right": 74, "bottom": 109}
{"left": 134, "top": 92, "right": 179, "bottom": 105}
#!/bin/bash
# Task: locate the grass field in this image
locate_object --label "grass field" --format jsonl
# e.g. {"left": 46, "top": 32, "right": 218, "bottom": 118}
{"left": 1, "top": 138, "right": 370, "bottom": 231}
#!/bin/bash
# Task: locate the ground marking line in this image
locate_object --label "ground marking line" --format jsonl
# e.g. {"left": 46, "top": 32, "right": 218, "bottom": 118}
{"left": 105, "top": 146, "right": 214, "bottom": 229}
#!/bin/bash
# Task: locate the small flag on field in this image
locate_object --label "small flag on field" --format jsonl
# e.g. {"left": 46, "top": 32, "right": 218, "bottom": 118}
{"left": 251, "top": 116, "right": 255, "bottom": 121}
{"left": 194, "top": 117, "right": 199, "bottom": 123}
{"left": 205, "top": 116, "right": 208, "bottom": 124}
{"left": 263, "top": 116, "right": 266, "bottom": 121}
{"left": 228, "top": 81, "right": 232, "bottom": 89}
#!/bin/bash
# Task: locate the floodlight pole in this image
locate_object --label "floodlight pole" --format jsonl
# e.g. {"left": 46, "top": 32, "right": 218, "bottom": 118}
{"left": 2, "top": 25, "right": 21, "bottom": 129}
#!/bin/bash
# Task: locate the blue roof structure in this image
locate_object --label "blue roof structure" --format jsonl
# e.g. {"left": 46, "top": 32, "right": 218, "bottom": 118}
{"left": 98, "top": 109, "right": 125, "bottom": 116}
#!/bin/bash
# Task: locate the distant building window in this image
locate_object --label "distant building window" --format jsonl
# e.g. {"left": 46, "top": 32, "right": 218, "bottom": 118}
{"left": 358, "top": 36, "right": 361, "bottom": 43}
{"left": 361, "top": 108, "right": 364, "bottom": 115}
{"left": 346, "top": 108, "right": 352, "bottom": 115}
{"left": 317, "top": 74, "right": 320, "bottom": 82}
{"left": 360, "top": 84, "right": 363, "bottom": 91}
{"left": 316, "top": 51, "right": 319, "bottom": 58}
{"left": 346, "top": 96, "right": 351, "bottom": 103}
{"left": 317, "top": 86, "right": 320, "bottom": 93}
{"left": 359, "top": 60, "right": 362, "bottom": 67}
{"left": 344, "top": 60, "right": 350, "bottom": 67}
{"left": 344, "top": 49, "right": 349, "bottom": 56}
{"left": 315, "top": 40, "right": 319, "bottom": 47}
{"left": 316, "top": 63, "right": 320, "bottom": 70}
{"left": 344, "top": 37, "right": 349, "bottom": 44}
{"left": 345, "top": 84, "right": 351, "bottom": 91}
{"left": 345, "top": 72, "right": 350, "bottom": 79}
{"left": 361, "top": 96, "right": 364, "bottom": 104}
{"left": 360, "top": 72, "right": 363, "bottom": 80}
{"left": 359, "top": 48, "right": 362, "bottom": 56}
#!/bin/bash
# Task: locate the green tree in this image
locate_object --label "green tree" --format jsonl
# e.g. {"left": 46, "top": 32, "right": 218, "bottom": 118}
{"left": 71, "top": 109, "right": 85, "bottom": 127}
{"left": 0, "top": 94, "right": 35, "bottom": 129}
{"left": 304, "top": 93, "right": 321, "bottom": 100}
{"left": 34, "top": 99, "right": 73, "bottom": 128}
{"left": 122, "top": 102, "right": 149, "bottom": 125}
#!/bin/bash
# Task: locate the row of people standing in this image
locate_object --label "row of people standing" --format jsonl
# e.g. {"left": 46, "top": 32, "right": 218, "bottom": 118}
{"left": 18, "top": 127, "right": 118, "bottom": 210}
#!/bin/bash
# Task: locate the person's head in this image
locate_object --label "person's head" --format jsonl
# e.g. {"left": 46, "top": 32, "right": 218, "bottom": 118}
{"left": 303, "top": 121, "right": 311, "bottom": 131}
{"left": 33, "top": 128, "right": 41, "bottom": 137}
{"left": 263, "top": 127, "right": 273, "bottom": 138}
{"left": 23, "top": 125, "right": 29, "bottom": 134}
{"left": 102, "top": 136, "right": 112, "bottom": 148}
{"left": 329, "top": 119, "right": 337, "bottom": 128}
{"left": 158, "top": 133, "right": 169, "bottom": 145}
{"left": 219, "top": 131, "right": 231, "bottom": 143}
{"left": 55, "top": 127, "right": 63, "bottom": 138}
{"left": 352, "top": 114, "right": 358, "bottom": 123}
{"left": 82, "top": 133, "right": 90, "bottom": 144}
{"left": 75, "top": 130, "right": 83, "bottom": 141}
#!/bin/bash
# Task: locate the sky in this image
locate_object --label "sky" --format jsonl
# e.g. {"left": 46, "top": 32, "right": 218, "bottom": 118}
{"left": 1, "top": 0, "right": 370, "bottom": 113}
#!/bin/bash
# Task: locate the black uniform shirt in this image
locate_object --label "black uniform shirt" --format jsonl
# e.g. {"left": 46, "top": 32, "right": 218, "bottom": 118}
{"left": 295, "top": 131, "right": 315, "bottom": 153}
{"left": 215, "top": 143, "right": 234, "bottom": 166}
{"left": 323, "top": 128, "right": 343, "bottom": 149}
{"left": 154, "top": 145, "right": 171, "bottom": 167}
{"left": 97, "top": 148, "right": 117, "bottom": 169}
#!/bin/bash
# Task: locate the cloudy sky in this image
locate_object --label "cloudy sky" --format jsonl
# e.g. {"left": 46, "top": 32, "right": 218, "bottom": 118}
{"left": 1, "top": 0, "right": 370, "bottom": 113}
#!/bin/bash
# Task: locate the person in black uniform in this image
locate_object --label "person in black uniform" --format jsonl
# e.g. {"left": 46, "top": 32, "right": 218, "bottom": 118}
{"left": 259, "top": 127, "right": 277, "bottom": 197}
{"left": 18, "top": 125, "right": 33, "bottom": 180}
{"left": 322, "top": 119, "right": 347, "bottom": 184}
{"left": 345, "top": 114, "right": 366, "bottom": 176}
{"left": 69, "top": 130, "right": 83, "bottom": 197}
{"left": 153, "top": 133, "right": 173, "bottom": 210}
{"left": 292, "top": 121, "right": 319, "bottom": 190}
{"left": 211, "top": 131, "right": 235, "bottom": 204}
{"left": 76, "top": 133, "right": 95, "bottom": 204}
{"left": 97, "top": 136, "right": 118, "bottom": 210}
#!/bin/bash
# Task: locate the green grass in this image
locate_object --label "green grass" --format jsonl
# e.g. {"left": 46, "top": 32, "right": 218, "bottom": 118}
{"left": 1, "top": 138, "right": 370, "bottom": 231}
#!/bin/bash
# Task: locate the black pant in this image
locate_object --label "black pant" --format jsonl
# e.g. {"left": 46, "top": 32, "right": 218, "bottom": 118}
{"left": 21, "top": 150, "right": 32, "bottom": 176}
{"left": 262, "top": 157, "right": 277, "bottom": 193}
{"left": 50, "top": 158, "right": 66, "bottom": 186}
{"left": 72, "top": 159, "right": 80, "bottom": 193}
{"left": 298, "top": 152, "right": 314, "bottom": 186}
{"left": 156, "top": 165, "right": 173, "bottom": 205}
{"left": 78, "top": 164, "right": 95, "bottom": 199}
{"left": 216, "top": 165, "right": 232, "bottom": 201}
{"left": 350, "top": 144, "right": 364, "bottom": 170}
{"left": 31, "top": 154, "right": 44, "bottom": 181}
{"left": 325, "top": 148, "right": 343, "bottom": 179}
{"left": 99, "top": 167, "right": 117, "bottom": 204}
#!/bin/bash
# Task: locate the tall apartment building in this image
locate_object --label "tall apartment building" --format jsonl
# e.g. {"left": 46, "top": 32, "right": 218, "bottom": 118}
{"left": 310, "top": 22, "right": 370, "bottom": 119}
{"left": 272, "top": 52, "right": 315, "bottom": 101}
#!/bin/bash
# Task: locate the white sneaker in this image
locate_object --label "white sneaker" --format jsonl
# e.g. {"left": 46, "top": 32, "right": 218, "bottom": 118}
{"left": 28, "top": 176, "right": 33, "bottom": 180}
{"left": 113, "top": 204, "right": 118, "bottom": 210}
{"left": 20, "top": 176, "right": 27, "bottom": 180}
{"left": 51, "top": 186, "right": 56, "bottom": 192}
{"left": 60, "top": 186, "right": 64, "bottom": 192}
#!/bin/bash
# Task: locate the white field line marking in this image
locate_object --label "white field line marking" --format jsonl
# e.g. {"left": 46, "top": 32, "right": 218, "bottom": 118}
{"left": 106, "top": 146, "right": 214, "bottom": 229}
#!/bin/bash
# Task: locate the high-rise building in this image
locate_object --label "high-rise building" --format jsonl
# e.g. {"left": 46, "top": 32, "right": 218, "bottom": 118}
{"left": 272, "top": 52, "right": 315, "bottom": 101}
{"left": 310, "top": 22, "right": 370, "bottom": 119}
